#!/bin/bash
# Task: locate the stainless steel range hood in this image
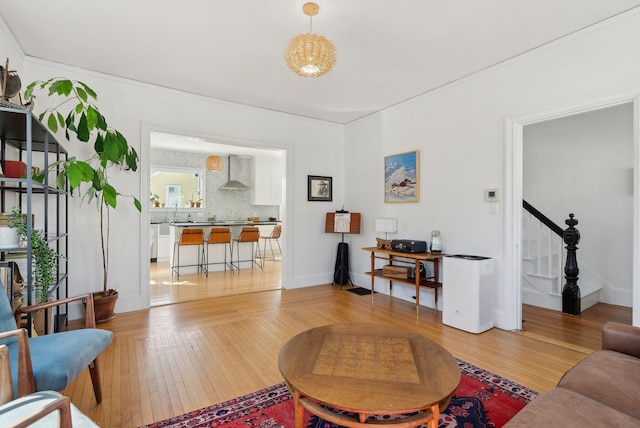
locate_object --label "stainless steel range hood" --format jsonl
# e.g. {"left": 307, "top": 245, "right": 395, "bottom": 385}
{"left": 219, "top": 155, "right": 249, "bottom": 191}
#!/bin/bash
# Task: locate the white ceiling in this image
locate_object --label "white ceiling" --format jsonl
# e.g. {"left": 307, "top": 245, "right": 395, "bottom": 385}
{"left": 1, "top": 1, "right": 639, "bottom": 125}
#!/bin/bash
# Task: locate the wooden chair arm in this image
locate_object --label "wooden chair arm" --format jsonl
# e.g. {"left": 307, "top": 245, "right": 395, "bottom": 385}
{"left": 7, "top": 395, "right": 73, "bottom": 428}
{"left": 14, "top": 294, "right": 96, "bottom": 329}
{"left": 0, "top": 329, "right": 35, "bottom": 397}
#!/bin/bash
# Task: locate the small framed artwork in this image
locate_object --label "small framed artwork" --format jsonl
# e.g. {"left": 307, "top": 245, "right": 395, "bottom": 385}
{"left": 308, "top": 175, "right": 332, "bottom": 201}
{"left": 384, "top": 150, "right": 420, "bottom": 203}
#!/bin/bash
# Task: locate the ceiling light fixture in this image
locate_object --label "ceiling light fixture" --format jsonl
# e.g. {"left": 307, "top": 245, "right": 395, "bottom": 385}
{"left": 285, "top": 2, "right": 336, "bottom": 78}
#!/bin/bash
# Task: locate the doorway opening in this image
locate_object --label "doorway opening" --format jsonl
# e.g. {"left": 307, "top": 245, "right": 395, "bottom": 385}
{"left": 505, "top": 92, "right": 640, "bottom": 330}
{"left": 520, "top": 103, "right": 634, "bottom": 338}
{"left": 148, "top": 131, "right": 286, "bottom": 306}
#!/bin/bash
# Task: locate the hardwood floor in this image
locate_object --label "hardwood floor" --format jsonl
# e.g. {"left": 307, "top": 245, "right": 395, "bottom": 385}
{"left": 150, "top": 259, "right": 282, "bottom": 306}
{"left": 63, "top": 282, "right": 631, "bottom": 428}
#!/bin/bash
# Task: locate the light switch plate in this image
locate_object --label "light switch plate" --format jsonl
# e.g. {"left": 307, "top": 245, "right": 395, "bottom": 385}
{"left": 485, "top": 188, "right": 499, "bottom": 202}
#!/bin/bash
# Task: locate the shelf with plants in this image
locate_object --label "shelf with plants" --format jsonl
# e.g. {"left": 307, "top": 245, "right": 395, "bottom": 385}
{"left": 0, "top": 105, "right": 69, "bottom": 334}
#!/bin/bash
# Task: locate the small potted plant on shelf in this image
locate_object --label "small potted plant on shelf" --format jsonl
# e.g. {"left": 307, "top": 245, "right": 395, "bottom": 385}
{"left": 191, "top": 190, "right": 203, "bottom": 208}
{"left": 10, "top": 206, "right": 67, "bottom": 334}
{"left": 150, "top": 193, "right": 160, "bottom": 207}
{"left": 25, "top": 78, "right": 141, "bottom": 323}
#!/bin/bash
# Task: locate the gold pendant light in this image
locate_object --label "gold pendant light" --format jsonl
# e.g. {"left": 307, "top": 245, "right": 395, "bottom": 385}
{"left": 285, "top": 2, "right": 337, "bottom": 78}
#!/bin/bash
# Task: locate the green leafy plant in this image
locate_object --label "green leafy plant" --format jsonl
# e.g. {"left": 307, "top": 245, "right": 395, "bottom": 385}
{"left": 10, "top": 206, "right": 67, "bottom": 304}
{"left": 25, "top": 78, "right": 142, "bottom": 295}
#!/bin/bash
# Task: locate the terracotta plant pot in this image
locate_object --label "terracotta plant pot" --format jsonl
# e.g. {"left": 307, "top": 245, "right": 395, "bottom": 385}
{"left": 92, "top": 290, "right": 118, "bottom": 323}
{"left": 154, "top": 202, "right": 160, "bottom": 207}
{"left": 3, "top": 160, "right": 27, "bottom": 178}
{"left": 195, "top": 202, "right": 201, "bottom": 208}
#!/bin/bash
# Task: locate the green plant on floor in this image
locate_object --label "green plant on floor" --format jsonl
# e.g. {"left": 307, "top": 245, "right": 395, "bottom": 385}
{"left": 25, "top": 78, "right": 141, "bottom": 296}
{"left": 9, "top": 206, "right": 67, "bottom": 304}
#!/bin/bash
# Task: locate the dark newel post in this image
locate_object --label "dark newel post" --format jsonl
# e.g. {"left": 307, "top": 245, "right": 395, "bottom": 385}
{"left": 562, "top": 213, "right": 581, "bottom": 315}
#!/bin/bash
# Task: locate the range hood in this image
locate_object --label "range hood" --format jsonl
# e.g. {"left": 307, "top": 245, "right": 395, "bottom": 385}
{"left": 219, "top": 155, "right": 250, "bottom": 191}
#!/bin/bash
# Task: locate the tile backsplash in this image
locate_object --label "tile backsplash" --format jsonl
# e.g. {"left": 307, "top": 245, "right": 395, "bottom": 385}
{"left": 150, "top": 149, "right": 280, "bottom": 223}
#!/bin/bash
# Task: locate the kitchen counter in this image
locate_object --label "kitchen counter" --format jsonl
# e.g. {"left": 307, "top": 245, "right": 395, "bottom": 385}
{"left": 170, "top": 221, "right": 280, "bottom": 227}
{"left": 168, "top": 221, "right": 281, "bottom": 273}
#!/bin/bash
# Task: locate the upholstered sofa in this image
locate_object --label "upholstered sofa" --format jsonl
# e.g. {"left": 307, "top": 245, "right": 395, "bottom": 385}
{"left": 505, "top": 321, "right": 640, "bottom": 427}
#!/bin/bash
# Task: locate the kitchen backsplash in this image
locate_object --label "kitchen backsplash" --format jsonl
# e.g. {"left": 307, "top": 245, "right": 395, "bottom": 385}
{"left": 150, "top": 148, "right": 280, "bottom": 223}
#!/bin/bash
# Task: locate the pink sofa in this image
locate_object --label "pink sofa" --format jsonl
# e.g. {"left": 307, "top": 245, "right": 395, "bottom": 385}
{"left": 505, "top": 322, "right": 640, "bottom": 427}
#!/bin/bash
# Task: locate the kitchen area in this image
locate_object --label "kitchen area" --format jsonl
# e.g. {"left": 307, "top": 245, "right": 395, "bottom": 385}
{"left": 149, "top": 132, "right": 285, "bottom": 306}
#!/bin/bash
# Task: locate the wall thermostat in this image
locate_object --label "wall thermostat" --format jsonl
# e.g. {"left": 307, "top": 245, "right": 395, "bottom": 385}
{"left": 484, "top": 188, "right": 499, "bottom": 202}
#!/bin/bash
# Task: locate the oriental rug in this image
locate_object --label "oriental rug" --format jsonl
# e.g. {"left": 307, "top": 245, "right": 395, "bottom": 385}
{"left": 141, "top": 359, "right": 537, "bottom": 428}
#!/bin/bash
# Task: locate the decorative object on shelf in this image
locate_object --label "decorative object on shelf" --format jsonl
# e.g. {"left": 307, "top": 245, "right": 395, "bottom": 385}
{"left": 431, "top": 230, "right": 442, "bottom": 253}
{"left": 0, "top": 58, "right": 21, "bottom": 101}
{"left": 150, "top": 192, "right": 160, "bottom": 207}
{"left": 384, "top": 150, "right": 420, "bottom": 203}
{"left": 25, "top": 78, "right": 142, "bottom": 322}
{"left": 206, "top": 155, "right": 223, "bottom": 171}
{"left": 382, "top": 264, "right": 411, "bottom": 279}
{"left": 375, "top": 218, "right": 397, "bottom": 240}
{"left": 0, "top": 212, "right": 20, "bottom": 249}
{"left": 285, "top": 2, "right": 337, "bottom": 78}
{"left": 10, "top": 207, "right": 67, "bottom": 305}
{"left": 375, "top": 237, "right": 391, "bottom": 250}
{"left": 190, "top": 189, "right": 203, "bottom": 208}
{"left": 2, "top": 160, "right": 26, "bottom": 178}
{"left": 391, "top": 239, "right": 427, "bottom": 253}
{"left": 307, "top": 175, "right": 332, "bottom": 201}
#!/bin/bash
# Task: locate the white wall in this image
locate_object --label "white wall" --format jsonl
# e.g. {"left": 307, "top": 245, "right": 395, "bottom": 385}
{"left": 346, "top": 10, "right": 640, "bottom": 329}
{"left": 523, "top": 103, "right": 634, "bottom": 307}
{"left": 0, "top": 20, "right": 23, "bottom": 84}
{"left": 5, "top": 9, "right": 640, "bottom": 327}
{"left": 15, "top": 56, "right": 344, "bottom": 316}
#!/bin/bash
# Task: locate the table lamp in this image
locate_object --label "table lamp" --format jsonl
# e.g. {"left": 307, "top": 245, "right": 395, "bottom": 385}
{"left": 376, "top": 218, "right": 397, "bottom": 239}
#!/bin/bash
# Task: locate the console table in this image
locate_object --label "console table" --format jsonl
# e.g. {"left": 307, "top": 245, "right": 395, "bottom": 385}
{"left": 362, "top": 247, "right": 445, "bottom": 315}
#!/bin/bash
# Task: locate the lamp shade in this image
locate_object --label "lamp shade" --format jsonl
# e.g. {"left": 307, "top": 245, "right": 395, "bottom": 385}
{"left": 376, "top": 218, "right": 397, "bottom": 234}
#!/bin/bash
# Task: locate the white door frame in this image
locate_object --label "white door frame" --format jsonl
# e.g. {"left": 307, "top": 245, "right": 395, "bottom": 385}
{"left": 139, "top": 123, "right": 292, "bottom": 310}
{"left": 504, "top": 88, "right": 640, "bottom": 329}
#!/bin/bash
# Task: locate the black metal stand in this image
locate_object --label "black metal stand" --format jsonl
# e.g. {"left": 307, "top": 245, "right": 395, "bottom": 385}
{"left": 332, "top": 234, "right": 352, "bottom": 288}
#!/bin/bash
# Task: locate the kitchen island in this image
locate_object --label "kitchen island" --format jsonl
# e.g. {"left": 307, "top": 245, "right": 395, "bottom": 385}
{"left": 169, "top": 221, "right": 281, "bottom": 273}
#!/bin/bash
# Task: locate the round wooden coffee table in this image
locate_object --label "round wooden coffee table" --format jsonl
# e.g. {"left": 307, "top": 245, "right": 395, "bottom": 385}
{"left": 278, "top": 323, "right": 460, "bottom": 428}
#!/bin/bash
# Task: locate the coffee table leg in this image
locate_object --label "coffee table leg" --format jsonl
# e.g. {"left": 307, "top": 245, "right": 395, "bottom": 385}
{"left": 428, "top": 403, "right": 440, "bottom": 428}
{"left": 293, "top": 390, "right": 304, "bottom": 428}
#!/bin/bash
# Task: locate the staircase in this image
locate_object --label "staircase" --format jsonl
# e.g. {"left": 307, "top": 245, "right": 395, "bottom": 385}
{"left": 522, "top": 201, "right": 600, "bottom": 311}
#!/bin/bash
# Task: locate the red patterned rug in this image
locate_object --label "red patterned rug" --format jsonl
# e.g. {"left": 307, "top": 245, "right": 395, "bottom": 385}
{"left": 141, "top": 359, "right": 537, "bottom": 428}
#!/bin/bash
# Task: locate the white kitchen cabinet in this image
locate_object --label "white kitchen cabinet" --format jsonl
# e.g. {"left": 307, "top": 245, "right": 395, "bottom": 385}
{"left": 157, "top": 223, "right": 170, "bottom": 261}
{"left": 252, "top": 159, "right": 283, "bottom": 205}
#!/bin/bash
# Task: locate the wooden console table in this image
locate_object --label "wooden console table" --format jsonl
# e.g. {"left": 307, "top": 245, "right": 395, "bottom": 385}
{"left": 362, "top": 247, "right": 445, "bottom": 315}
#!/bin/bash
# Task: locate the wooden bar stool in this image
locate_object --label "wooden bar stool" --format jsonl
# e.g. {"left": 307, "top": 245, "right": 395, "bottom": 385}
{"left": 231, "top": 227, "right": 262, "bottom": 272}
{"left": 260, "top": 225, "right": 282, "bottom": 263}
{"left": 171, "top": 228, "right": 205, "bottom": 277}
{"left": 203, "top": 228, "right": 233, "bottom": 276}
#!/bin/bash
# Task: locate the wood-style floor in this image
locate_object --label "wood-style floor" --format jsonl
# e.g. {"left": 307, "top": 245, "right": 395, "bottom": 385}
{"left": 150, "top": 259, "right": 282, "bottom": 306}
{"left": 63, "top": 274, "right": 631, "bottom": 428}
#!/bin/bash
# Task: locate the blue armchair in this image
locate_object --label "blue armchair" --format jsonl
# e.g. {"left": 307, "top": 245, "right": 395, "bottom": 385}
{"left": 0, "top": 290, "right": 113, "bottom": 403}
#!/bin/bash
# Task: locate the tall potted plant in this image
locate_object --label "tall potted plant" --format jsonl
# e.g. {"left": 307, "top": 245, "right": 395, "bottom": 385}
{"left": 25, "top": 78, "right": 141, "bottom": 322}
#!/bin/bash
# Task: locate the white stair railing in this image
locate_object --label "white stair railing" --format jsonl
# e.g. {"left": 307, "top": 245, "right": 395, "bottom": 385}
{"left": 522, "top": 209, "right": 565, "bottom": 295}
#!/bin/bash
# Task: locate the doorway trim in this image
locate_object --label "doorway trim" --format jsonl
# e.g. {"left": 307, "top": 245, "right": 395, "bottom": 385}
{"left": 504, "top": 87, "right": 640, "bottom": 329}
{"left": 140, "top": 123, "right": 293, "bottom": 309}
